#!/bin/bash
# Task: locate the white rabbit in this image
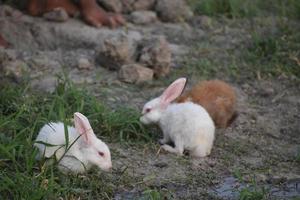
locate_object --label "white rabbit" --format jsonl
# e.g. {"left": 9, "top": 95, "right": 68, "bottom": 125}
{"left": 34, "top": 112, "right": 112, "bottom": 173}
{"left": 140, "top": 78, "right": 215, "bottom": 157}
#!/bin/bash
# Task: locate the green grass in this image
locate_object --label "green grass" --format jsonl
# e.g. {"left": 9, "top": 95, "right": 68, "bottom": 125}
{"left": 232, "top": 171, "right": 269, "bottom": 200}
{"left": 0, "top": 78, "right": 157, "bottom": 199}
{"left": 244, "top": 27, "right": 300, "bottom": 79}
{"left": 177, "top": 17, "right": 300, "bottom": 81}
{"left": 188, "top": 0, "right": 300, "bottom": 18}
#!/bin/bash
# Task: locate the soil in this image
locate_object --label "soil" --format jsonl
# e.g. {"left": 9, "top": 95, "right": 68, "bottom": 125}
{"left": 0, "top": 7, "right": 299, "bottom": 199}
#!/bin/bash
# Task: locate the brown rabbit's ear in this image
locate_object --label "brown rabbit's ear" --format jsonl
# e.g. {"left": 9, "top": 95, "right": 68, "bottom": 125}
{"left": 74, "top": 112, "right": 94, "bottom": 144}
{"left": 160, "top": 78, "right": 187, "bottom": 108}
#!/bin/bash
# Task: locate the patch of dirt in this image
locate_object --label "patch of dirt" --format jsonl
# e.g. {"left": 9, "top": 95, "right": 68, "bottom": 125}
{"left": 1, "top": 6, "right": 299, "bottom": 199}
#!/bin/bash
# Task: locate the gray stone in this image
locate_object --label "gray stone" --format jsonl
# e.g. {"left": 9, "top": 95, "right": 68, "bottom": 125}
{"left": 155, "top": 0, "right": 193, "bottom": 22}
{"left": 0, "top": 49, "right": 16, "bottom": 64}
{"left": 28, "top": 56, "right": 61, "bottom": 70}
{"left": 118, "top": 63, "right": 153, "bottom": 83}
{"left": 192, "top": 15, "right": 213, "bottom": 29}
{"left": 130, "top": 11, "right": 157, "bottom": 25}
{"left": 2, "top": 60, "right": 29, "bottom": 81}
{"left": 78, "top": 58, "right": 93, "bottom": 70}
{"left": 97, "top": 34, "right": 131, "bottom": 70}
{"left": 138, "top": 36, "right": 171, "bottom": 77}
{"left": 43, "top": 8, "right": 69, "bottom": 22}
{"left": 97, "top": 32, "right": 141, "bottom": 70}
{"left": 256, "top": 174, "right": 268, "bottom": 182}
{"left": 133, "top": 0, "right": 156, "bottom": 11}
{"left": 121, "top": 0, "right": 135, "bottom": 13}
{"left": 0, "top": 5, "right": 22, "bottom": 18}
{"left": 98, "top": 0, "right": 123, "bottom": 13}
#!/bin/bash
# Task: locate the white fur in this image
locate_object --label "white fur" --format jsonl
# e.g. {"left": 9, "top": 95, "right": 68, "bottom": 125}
{"left": 140, "top": 78, "right": 215, "bottom": 157}
{"left": 34, "top": 113, "right": 112, "bottom": 173}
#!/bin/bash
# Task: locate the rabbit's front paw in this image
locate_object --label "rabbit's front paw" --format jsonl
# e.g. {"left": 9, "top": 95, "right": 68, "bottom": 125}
{"left": 161, "top": 144, "right": 183, "bottom": 156}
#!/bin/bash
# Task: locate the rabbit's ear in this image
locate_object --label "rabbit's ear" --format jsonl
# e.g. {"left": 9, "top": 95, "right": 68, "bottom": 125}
{"left": 160, "top": 78, "right": 187, "bottom": 108}
{"left": 74, "top": 112, "right": 94, "bottom": 144}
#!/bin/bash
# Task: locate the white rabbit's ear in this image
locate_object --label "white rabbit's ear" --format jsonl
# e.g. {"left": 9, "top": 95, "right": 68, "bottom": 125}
{"left": 160, "top": 78, "right": 187, "bottom": 108}
{"left": 74, "top": 112, "right": 94, "bottom": 144}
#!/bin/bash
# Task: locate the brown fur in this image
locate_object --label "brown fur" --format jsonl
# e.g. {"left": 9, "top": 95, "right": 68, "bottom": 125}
{"left": 176, "top": 80, "right": 237, "bottom": 128}
{"left": 27, "top": 0, "right": 125, "bottom": 28}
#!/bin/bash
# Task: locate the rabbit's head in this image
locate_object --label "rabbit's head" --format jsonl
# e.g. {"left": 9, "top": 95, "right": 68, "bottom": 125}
{"left": 140, "top": 78, "right": 187, "bottom": 125}
{"left": 74, "top": 112, "right": 112, "bottom": 171}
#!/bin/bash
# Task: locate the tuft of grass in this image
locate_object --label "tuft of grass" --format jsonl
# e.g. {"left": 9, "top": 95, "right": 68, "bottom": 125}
{"left": 188, "top": 0, "right": 300, "bottom": 19}
{"left": 232, "top": 172, "right": 269, "bottom": 200}
{"left": 0, "top": 78, "right": 156, "bottom": 199}
{"left": 180, "top": 19, "right": 300, "bottom": 81}
{"left": 239, "top": 187, "right": 268, "bottom": 200}
{"left": 245, "top": 29, "right": 300, "bottom": 79}
{"left": 188, "top": 0, "right": 258, "bottom": 18}
{"left": 142, "top": 189, "right": 164, "bottom": 200}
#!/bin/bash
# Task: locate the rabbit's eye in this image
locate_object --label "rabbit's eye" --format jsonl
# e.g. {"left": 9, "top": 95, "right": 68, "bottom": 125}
{"left": 145, "top": 108, "right": 151, "bottom": 113}
{"left": 98, "top": 152, "right": 104, "bottom": 157}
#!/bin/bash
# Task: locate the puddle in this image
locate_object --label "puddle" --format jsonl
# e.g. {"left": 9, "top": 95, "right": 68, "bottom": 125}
{"left": 212, "top": 176, "right": 300, "bottom": 199}
{"left": 114, "top": 190, "right": 140, "bottom": 200}
{"left": 271, "top": 180, "right": 300, "bottom": 199}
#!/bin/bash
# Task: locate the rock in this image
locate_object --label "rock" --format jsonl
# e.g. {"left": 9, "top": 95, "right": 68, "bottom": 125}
{"left": 122, "top": 0, "right": 155, "bottom": 13}
{"left": 121, "top": 0, "right": 135, "bottom": 13}
{"left": 118, "top": 64, "right": 153, "bottom": 83}
{"left": 78, "top": 58, "right": 93, "bottom": 70}
{"left": 191, "top": 15, "right": 213, "bottom": 29}
{"left": 155, "top": 0, "right": 193, "bottom": 22}
{"left": 2, "top": 60, "right": 29, "bottom": 81}
{"left": 138, "top": 36, "right": 171, "bottom": 77}
{"left": 0, "top": 5, "right": 23, "bottom": 18}
{"left": 130, "top": 11, "right": 157, "bottom": 25}
{"left": 0, "top": 5, "right": 13, "bottom": 17}
{"left": 153, "top": 162, "right": 168, "bottom": 168}
{"left": 98, "top": 34, "right": 131, "bottom": 70}
{"left": 0, "top": 49, "right": 16, "bottom": 64}
{"left": 43, "top": 8, "right": 69, "bottom": 22}
{"left": 271, "top": 176, "right": 287, "bottom": 184}
{"left": 97, "top": 32, "right": 140, "bottom": 70}
{"left": 26, "top": 55, "right": 62, "bottom": 75}
{"left": 258, "top": 82, "right": 275, "bottom": 97}
{"left": 133, "top": 0, "right": 156, "bottom": 11}
{"left": 256, "top": 174, "right": 268, "bottom": 182}
{"left": 259, "top": 87, "right": 275, "bottom": 97}
{"left": 98, "top": 0, "right": 123, "bottom": 13}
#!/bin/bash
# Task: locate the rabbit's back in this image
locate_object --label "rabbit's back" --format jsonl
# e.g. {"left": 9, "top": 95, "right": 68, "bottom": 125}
{"left": 160, "top": 102, "right": 215, "bottom": 149}
{"left": 35, "top": 122, "right": 78, "bottom": 159}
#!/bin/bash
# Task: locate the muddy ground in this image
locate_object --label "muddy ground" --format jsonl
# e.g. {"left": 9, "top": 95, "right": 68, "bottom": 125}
{"left": 0, "top": 6, "right": 299, "bottom": 200}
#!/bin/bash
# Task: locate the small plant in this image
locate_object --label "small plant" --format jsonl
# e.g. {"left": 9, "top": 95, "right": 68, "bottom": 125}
{"left": 235, "top": 175, "right": 269, "bottom": 200}
{"left": 250, "top": 35, "right": 279, "bottom": 59}
{"left": 244, "top": 29, "right": 300, "bottom": 79}
{"left": 239, "top": 187, "right": 267, "bottom": 200}
{"left": 142, "top": 189, "right": 163, "bottom": 200}
{"left": 188, "top": 0, "right": 258, "bottom": 18}
{"left": 188, "top": 0, "right": 300, "bottom": 19}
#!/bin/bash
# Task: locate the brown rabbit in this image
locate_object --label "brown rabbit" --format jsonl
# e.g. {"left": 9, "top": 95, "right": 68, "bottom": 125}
{"left": 176, "top": 80, "right": 238, "bottom": 128}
